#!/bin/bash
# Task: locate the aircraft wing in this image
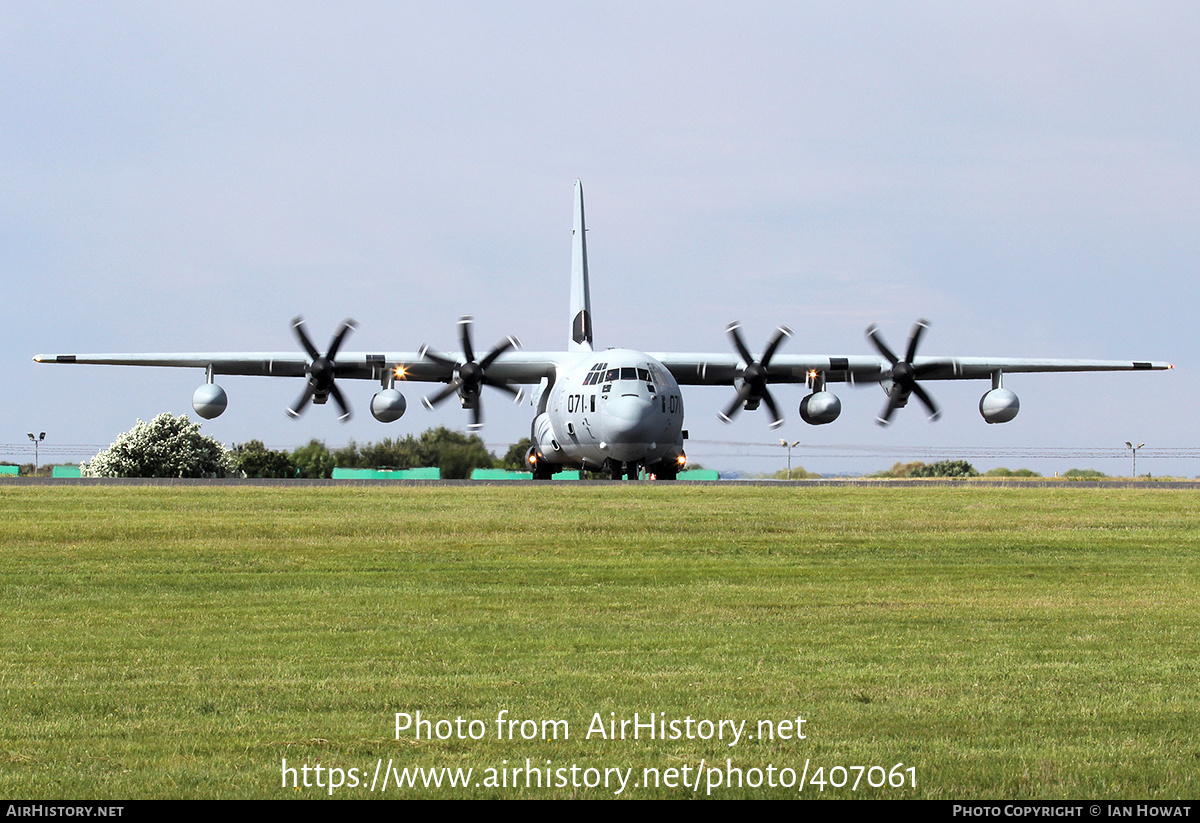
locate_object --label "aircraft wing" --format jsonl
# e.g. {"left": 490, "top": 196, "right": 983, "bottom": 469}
{"left": 652, "top": 353, "right": 1172, "bottom": 385}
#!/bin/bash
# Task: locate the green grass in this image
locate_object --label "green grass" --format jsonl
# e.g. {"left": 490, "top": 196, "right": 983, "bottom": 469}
{"left": 1, "top": 485, "right": 1197, "bottom": 798}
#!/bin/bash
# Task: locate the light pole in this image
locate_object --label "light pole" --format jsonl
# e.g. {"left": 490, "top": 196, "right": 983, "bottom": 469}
{"left": 779, "top": 439, "right": 800, "bottom": 480}
{"left": 27, "top": 432, "right": 45, "bottom": 474}
{"left": 1124, "top": 441, "right": 1144, "bottom": 478}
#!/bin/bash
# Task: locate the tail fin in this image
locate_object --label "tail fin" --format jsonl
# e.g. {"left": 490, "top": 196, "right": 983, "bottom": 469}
{"left": 569, "top": 180, "right": 594, "bottom": 351}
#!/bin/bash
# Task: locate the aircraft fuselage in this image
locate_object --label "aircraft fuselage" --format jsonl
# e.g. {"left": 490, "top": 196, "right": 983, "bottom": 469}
{"left": 531, "top": 348, "right": 685, "bottom": 476}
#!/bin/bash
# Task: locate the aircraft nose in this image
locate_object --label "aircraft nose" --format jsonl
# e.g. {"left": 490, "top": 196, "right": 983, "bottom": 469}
{"left": 601, "top": 394, "right": 658, "bottom": 458}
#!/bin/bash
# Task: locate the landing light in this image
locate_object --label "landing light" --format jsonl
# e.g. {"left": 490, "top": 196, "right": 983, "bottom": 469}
{"left": 676, "top": 453, "right": 687, "bottom": 467}
{"left": 394, "top": 365, "right": 408, "bottom": 379}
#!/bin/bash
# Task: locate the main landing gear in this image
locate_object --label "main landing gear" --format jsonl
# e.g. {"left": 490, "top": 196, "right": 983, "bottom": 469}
{"left": 605, "top": 460, "right": 680, "bottom": 480}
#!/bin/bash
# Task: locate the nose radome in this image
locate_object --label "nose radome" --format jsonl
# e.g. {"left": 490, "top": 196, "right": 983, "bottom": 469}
{"left": 602, "top": 394, "right": 657, "bottom": 447}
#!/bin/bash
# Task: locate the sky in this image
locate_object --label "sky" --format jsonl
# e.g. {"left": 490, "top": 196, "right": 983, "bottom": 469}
{"left": 3, "top": 2, "right": 1196, "bottom": 477}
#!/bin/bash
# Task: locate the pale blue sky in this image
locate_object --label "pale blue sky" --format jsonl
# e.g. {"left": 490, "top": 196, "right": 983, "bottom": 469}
{"left": 4, "top": 2, "right": 1195, "bottom": 475}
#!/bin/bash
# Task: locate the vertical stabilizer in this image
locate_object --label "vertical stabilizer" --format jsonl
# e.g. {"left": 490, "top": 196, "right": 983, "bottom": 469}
{"left": 570, "top": 180, "right": 594, "bottom": 351}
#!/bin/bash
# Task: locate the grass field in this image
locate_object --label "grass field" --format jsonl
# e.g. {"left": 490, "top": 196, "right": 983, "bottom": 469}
{"left": 1, "top": 484, "right": 1197, "bottom": 799}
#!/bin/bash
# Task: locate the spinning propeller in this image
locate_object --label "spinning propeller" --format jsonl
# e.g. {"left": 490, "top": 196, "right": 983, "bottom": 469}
{"left": 717, "top": 322, "right": 792, "bottom": 429}
{"left": 287, "top": 316, "right": 357, "bottom": 422}
{"left": 864, "top": 319, "right": 945, "bottom": 426}
{"left": 420, "top": 316, "right": 523, "bottom": 430}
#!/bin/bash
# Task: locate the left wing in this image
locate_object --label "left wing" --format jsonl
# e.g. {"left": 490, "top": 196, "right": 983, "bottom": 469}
{"left": 655, "top": 352, "right": 1172, "bottom": 385}
{"left": 652, "top": 318, "right": 1170, "bottom": 427}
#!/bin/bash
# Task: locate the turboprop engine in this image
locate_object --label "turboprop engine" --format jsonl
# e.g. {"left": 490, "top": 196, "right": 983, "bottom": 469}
{"left": 799, "top": 391, "right": 841, "bottom": 425}
{"left": 979, "top": 388, "right": 1020, "bottom": 424}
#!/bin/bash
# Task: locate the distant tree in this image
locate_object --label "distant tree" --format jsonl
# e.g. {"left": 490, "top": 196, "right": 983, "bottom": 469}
{"left": 1064, "top": 468, "right": 1108, "bottom": 479}
{"left": 414, "top": 427, "right": 498, "bottom": 479}
{"left": 332, "top": 440, "right": 362, "bottom": 469}
{"left": 983, "top": 467, "right": 1042, "bottom": 478}
{"left": 231, "top": 440, "right": 296, "bottom": 478}
{"left": 764, "top": 466, "right": 821, "bottom": 480}
{"left": 83, "top": 413, "right": 232, "bottom": 478}
{"left": 292, "top": 440, "right": 336, "bottom": 478}
{"left": 909, "top": 460, "right": 978, "bottom": 478}
{"left": 867, "top": 461, "right": 927, "bottom": 478}
{"left": 502, "top": 438, "right": 533, "bottom": 471}
{"left": 314, "top": 429, "right": 498, "bottom": 478}
{"left": 357, "top": 437, "right": 422, "bottom": 469}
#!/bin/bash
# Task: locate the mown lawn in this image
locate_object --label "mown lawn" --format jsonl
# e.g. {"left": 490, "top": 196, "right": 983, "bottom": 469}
{"left": 1, "top": 485, "right": 1197, "bottom": 798}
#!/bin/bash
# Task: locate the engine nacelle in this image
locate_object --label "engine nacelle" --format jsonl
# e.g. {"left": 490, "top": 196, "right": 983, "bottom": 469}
{"left": 799, "top": 391, "right": 841, "bottom": 425}
{"left": 192, "top": 383, "right": 228, "bottom": 419}
{"left": 979, "top": 388, "right": 1020, "bottom": 424}
{"left": 370, "top": 389, "right": 407, "bottom": 423}
{"left": 531, "top": 411, "right": 561, "bottom": 457}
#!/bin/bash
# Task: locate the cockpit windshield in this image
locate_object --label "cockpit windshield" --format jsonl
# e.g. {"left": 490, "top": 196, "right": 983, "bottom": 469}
{"left": 584, "top": 362, "right": 660, "bottom": 387}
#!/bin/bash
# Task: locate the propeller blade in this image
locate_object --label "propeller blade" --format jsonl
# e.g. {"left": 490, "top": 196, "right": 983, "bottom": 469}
{"left": 286, "top": 317, "right": 358, "bottom": 420}
{"left": 726, "top": 322, "right": 754, "bottom": 366}
{"left": 329, "top": 383, "right": 352, "bottom": 422}
{"left": 761, "top": 389, "right": 784, "bottom": 430}
{"left": 904, "top": 319, "right": 930, "bottom": 364}
{"left": 419, "top": 318, "right": 521, "bottom": 429}
{"left": 718, "top": 382, "right": 754, "bottom": 423}
{"left": 876, "top": 389, "right": 906, "bottom": 427}
{"left": 287, "top": 383, "right": 315, "bottom": 419}
{"left": 910, "top": 382, "right": 941, "bottom": 421}
{"left": 865, "top": 324, "right": 900, "bottom": 366}
{"left": 418, "top": 345, "right": 459, "bottom": 373}
{"left": 291, "top": 316, "right": 321, "bottom": 361}
{"left": 478, "top": 336, "right": 521, "bottom": 370}
{"left": 865, "top": 319, "right": 942, "bottom": 425}
{"left": 458, "top": 316, "right": 475, "bottom": 365}
{"left": 483, "top": 376, "right": 523, "bottom": 401}
{"left": 759, "top": 326, "right": 793, "bottom": 369}
{"left": 720, "top": 323, "right": 789, "bottom": 426}
{"left": 422, "top": 379, "right": 463, "bottom": 409}
{"left": 325, "top": 319, "right": 357, "bottom": 362}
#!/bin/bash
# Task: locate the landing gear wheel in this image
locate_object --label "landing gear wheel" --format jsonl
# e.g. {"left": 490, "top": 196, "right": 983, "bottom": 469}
{"left": 648, "top": 460, "right": 678, "bottom": 480}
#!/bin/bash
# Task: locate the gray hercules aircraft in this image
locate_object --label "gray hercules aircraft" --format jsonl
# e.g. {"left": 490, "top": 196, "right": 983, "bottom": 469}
{"left": 36, "top": 181, "right": 1171, "bottom": 479}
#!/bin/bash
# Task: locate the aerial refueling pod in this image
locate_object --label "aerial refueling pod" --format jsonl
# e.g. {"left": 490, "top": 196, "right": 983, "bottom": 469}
{"left": 370, "top": 389, "right": 407, "bottom": 423}
{"left": 979, "top": 388, "right": 1020, "bottom": 424}
{"left": 192, "top": 383, "right": 228, "bottom": 419}
{"left": 799, "top": 391, "right": 841, "bottom": 425}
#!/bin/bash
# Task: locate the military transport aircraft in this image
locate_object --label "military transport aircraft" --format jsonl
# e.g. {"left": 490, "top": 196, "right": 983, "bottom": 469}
{"left": 35, "top": 181, "right": 1171, "bottom": 479}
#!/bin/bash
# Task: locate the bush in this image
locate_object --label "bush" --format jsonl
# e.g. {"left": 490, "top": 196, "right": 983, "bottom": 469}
{"left": 292, "top": 440, "right": 337, "bottom": 479}
{"left": 83, "top": 413, "right": 233, "bottom": 478}
{"left": 909, "top": 460, "right": 979, "bottom": 478}
{"left": 231, "top": 440, "right": 296, "bottom": 478}
{"left": 1063, "top": 468, "right": 1108, "bottom": 479}
{"left": 983, "top": 467, "right": 1042, "bottom": 478}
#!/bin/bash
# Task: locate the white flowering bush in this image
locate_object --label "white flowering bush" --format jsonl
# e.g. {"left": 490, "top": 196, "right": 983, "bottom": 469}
{"left": 82, "top": 413, "right": 234, "bottom": 478}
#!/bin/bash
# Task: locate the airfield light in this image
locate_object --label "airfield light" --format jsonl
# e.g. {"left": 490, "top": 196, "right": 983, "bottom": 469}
{"left": 1124, "top": 441, "right": 1145, "bottom": 477}
{"left": 27, "top": 432, "right": 46, "bottom": 473}
{"left": 779, "top": 439, "right": 801, "bottom": 480}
